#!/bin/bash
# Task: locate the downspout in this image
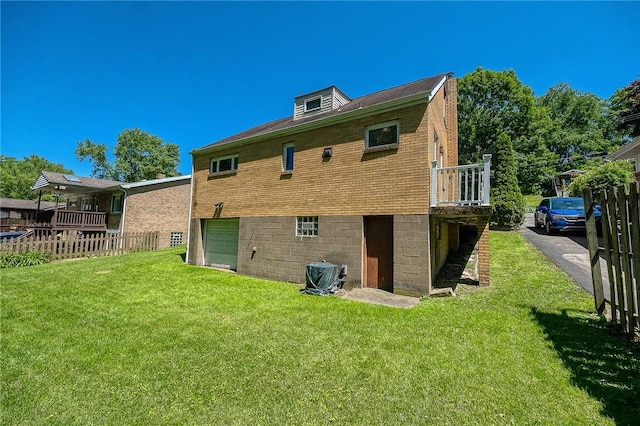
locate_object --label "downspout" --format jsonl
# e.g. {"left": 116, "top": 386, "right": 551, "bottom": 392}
{"left": 185, "top": 158, "right": 195, "bottom": 264}
{"left": 119, "top": 188, "right": 128, "bottom": 236}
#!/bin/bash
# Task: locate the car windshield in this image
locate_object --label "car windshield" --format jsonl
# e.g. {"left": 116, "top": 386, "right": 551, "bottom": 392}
{"left": 551, "top": 198, "right": 584, "bottom": 210}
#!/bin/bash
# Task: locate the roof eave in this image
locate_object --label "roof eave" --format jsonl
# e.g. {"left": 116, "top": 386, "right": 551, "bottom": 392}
{"left": 191, "top": 90, "right": 435, "bottom": 156}
{"left": 608, "top": 135, "right": 640, "bottom": 160}
{"left": 120, "top": 174, "right": 192, "bottom": 189}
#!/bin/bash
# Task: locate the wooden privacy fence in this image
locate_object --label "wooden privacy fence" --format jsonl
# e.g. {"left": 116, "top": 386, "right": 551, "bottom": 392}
{"left": 0, "top": 231, "right": 159, "bottom": 261}
{"left": 584, "top": 183, "right": 640, "bottom": 336}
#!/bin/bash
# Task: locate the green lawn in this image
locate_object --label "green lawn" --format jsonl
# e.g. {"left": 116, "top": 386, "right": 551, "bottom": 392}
{"left": 2, "top": 233, "right": 639, "bottom": 425}
{"left": 523, "top": 194, "right": 543, "bottom": 211}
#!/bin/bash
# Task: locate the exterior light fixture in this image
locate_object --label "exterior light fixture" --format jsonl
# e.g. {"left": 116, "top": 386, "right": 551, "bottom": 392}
{"left": 322, "top": 147, "right": 333, "bottom": 159}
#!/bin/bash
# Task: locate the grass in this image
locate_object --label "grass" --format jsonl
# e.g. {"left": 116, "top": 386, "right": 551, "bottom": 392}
{"left": 2, "top": 233, "right": 639, "bottom": 425}
{"left": 523, "top": 194, "right": 543, "bottom": 211}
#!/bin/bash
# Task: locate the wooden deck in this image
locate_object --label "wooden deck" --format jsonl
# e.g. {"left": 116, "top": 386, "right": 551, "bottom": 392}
{"left": 33, "top": 211, "right": 107, "bottom": 232}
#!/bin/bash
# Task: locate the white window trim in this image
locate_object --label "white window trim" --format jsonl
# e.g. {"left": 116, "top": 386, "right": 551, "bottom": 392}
{"left": 210, "top": 154, "right": 239, "bottom": 175}
{"left": 296, "top": 216, "right": 318, "bottom": 237}
{"left": 365, "top": 120, "right": 400, "bottom": 149}
{"left": 110, "top": 194, "right": 123, "bottom": 214}
{"left": 304, "top": 96, "right": 322, "bottom": 112}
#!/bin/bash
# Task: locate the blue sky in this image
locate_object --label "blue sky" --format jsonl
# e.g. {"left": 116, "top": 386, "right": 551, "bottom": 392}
{"left": 2, "top": 1, "right": 639, "bottom": 178}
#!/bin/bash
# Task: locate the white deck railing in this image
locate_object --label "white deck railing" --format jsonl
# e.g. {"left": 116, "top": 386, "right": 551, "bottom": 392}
{"left": 431, "top": 154, "right": 491, "bottom": 207}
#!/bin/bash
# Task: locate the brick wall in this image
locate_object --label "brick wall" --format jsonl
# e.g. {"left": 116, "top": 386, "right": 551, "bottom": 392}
{"left": 123, "top": 180, "right": 190, "bottom": 248}
{"left": 476, "top": 216, "right": 490, "bottom": 286}
{"left": 429, "top": 216, "right": 451, "bottom": 285}
{"left": 187, "top": 218, "right": 204, "bottom": 265}
{"left": 394, "top": 215, "right": 431, "bottom": 294}
{"left": 191, "top": 102, "right": 435, "bottom": 220}
{"left": 237, "top": 216, "right": 362, "bottom": 287}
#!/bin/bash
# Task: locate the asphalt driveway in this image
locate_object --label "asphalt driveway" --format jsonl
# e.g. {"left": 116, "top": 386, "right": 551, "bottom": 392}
{"left": 519, "top": 213, "right": 610, "bottom": 301}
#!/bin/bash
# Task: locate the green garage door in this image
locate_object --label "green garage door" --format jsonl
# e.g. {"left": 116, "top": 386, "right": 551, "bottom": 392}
{"left": 204, "top": 218, "right": 239, "bottom": 270}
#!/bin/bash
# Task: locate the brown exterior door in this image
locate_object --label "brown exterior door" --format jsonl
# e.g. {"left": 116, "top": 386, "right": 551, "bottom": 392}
{"left": 364, "top": 216, "right": 394, "bottom": 292}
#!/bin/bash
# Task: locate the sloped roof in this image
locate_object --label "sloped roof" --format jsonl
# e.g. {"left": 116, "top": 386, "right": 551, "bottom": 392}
{"left": 608, "top": 135, "right": 640, "bottom": 160}
{"left": 193, "top": 72, "right": 449, "bottom": 153}
{"left": 121, "top": 174, "right": 191, "bottom": 189}
{"left": 0, "top": 197, "right": 60, "bottom": 211}
{"left": 31, "top": 171, "right": 124, "bottom": 196}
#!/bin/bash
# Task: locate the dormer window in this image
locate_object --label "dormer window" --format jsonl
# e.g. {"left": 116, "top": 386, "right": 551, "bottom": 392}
{"left": 304, "top": 96, "right": 322, "bottom": 112}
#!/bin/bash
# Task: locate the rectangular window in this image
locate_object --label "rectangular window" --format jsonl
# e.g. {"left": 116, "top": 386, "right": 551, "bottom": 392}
{"left": 110, "top": 194, "right": 123, "bottom": 213}
{"left": 283, "top": 142, "right": 294, "bottom": 171}
{"left": 210, "top": 155, "right": 238, "bottom": 174}
{"left": 304, "top": 96, "right": 321, "bottom": 112}
{"left": 365, "top": 120, "right": 399, "bottom": 148}
{"left": 170, "top": 232, "right": 184, "bottom": 247}
{"left": 296, "top": 216, "right": 318, "bottom": 237}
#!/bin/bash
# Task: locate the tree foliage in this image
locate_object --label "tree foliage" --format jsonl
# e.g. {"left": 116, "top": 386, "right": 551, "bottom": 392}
{"left": 538, "top": 83, "right": 617, "bottom": 167}
{"left": 0, "top": 155, "right": 73, "bottom": 201}
{"left": 569, "top": 161, "right": 635, "bottom": 196}
{"left": 610, "top": 78, "right": 640, "bottom": 138}
{"left": 75, "top": 128, "right": 180, "bottom": 182}
{"left": 490, "top": 132, "right": 524, "bottom": 229}
{"left": 458, "top": 67, "right": 536, "bottom": 162}
{"left": 458, "top": 68, "right": 629, "bottom": 196}
{"left": 458, "top": 68, "right": 553, "bottom": 194}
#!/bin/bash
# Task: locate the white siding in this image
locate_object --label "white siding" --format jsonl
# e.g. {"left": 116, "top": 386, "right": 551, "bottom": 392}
{"left": 293, "top": 86, "right": 351, "bottom": 121}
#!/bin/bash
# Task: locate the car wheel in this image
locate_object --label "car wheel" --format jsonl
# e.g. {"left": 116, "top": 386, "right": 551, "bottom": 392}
{"left": 545, "top": 220, "right": 553, "bottom": 234}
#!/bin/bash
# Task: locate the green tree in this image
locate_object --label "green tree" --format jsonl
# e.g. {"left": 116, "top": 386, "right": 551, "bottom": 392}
{"left": 538, "top": 83, "right": 618, "bottom": 168}
{"left": 458, "top": 67, "right": 536, "bottom": 162}
{"left": 490, "top": 132, "right": 524, "bottom": 229}
{"left": 75, "top": 128, "right": 180, "bottom": 182}
{"left": 0, "top": 155, "right": 73, "bottom": 201}
{"left": 569, "top": 160, "right": 634, "bottom": 196}
{"left": 609, "top": 78, "right": 640, "bottom": 138}
{"left": 457, "top": 68, "right": 552, "bottom": 194}
{"left": 75, "top": 139, "right": 115, "bottom": 180}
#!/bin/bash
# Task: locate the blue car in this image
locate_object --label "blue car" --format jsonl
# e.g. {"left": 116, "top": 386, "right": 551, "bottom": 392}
{"left": 534, "top": 197, "right": 600, "bottom": 234}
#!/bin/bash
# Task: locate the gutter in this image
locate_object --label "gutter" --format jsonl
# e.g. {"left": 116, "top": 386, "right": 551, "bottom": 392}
{"left": 190, "top": 82, "right": 445, "bottom": 156}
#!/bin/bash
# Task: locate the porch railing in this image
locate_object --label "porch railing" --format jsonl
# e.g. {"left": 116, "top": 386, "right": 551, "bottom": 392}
{"left": 431, "top": 154, "right": 491, "bottom": 206}
{"left": 50, "top": 211, "right": 107, "bottom": 230}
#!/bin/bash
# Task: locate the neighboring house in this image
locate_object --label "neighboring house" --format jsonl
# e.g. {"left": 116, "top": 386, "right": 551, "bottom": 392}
{"left": 187, "top": 72, "right": 492, "bottom": 295}
{"left": 31, "top": 171, "right": 191, "bottom": 248}
{"left": 609, "top": 135, "right": 640, "bottom": 183}
{"left": 554, "top": 169, "right": 585, "bottom": 197}
{"left": 0, "top": 198, "right": 61, "bottom": 231}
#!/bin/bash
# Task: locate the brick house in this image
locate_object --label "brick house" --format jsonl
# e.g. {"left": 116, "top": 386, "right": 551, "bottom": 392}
{"left": 31, "top": 171, "right": 191, "bottom": 248}
{"left": 187, "top": 72, "right": 492, "bottom": 295}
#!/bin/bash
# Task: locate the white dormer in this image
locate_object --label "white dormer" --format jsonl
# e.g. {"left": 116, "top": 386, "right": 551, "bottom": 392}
{"left": 293, "top": 86, "right": 350, "bottom": 120}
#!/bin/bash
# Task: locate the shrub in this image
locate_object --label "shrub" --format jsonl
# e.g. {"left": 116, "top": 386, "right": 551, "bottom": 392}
{"left": 569, "top": 160, "right": 634, "bottom": 196}
{"left": 0, "top": 250, "right": 52, "bottom": 268}
{"left": 490, "top": 132, "right": 525, "bottom": 229}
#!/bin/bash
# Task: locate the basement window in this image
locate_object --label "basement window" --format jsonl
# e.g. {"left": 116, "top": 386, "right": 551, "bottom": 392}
{"left": 170, "top": 232, "right": 184, "bottom": 247}
{"left": 296, "top": 216, "right": 318, "bottom": 237}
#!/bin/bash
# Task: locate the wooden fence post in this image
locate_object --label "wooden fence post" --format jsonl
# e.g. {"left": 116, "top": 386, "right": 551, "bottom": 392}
{"left": 584, "top": 188, "right": 605, "bottom": 314}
